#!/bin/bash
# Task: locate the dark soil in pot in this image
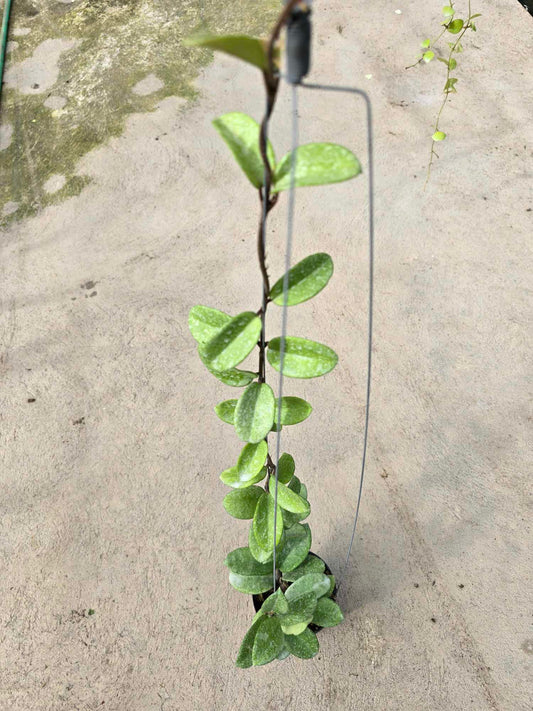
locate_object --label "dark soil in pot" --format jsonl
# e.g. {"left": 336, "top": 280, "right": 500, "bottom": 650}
{"left": 252, "top": 552, "right": 338, "bottom": 633}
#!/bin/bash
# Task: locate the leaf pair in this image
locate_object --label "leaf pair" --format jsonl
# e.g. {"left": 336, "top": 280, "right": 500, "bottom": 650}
{"left": 216, "top": 396, "right": 312, "bottom": 428}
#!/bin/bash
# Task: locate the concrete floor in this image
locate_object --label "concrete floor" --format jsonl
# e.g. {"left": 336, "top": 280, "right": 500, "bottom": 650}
{"left": 1, "top": 1, "right": 532, "bottom": 709}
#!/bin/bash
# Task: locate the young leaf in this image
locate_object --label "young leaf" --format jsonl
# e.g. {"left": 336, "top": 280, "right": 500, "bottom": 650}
{"left": 432, "top": 131, "right": 446, "bottom": 141}
{"left": 229, "top": 571, "right": 273, "bottom": 595}
{"left": 235, "top": 382, "right": 275, "bottom": 443}
{"left": 470, "top": 13, "right": 482, "bottom": 19}
{"left": 269, "top": 479, "right": 310, "bottom": 516}
{"left": 253, "top": 492, "right": 283, "bottom": 551}
{"left": 442, "top": 5, "right": 455, "bottom": 17}
{"left": 422, "top": 51, "right": 435, "bottom": 63}
{"left": 260, "top": 588, "right": 289, "bottom": 615}
{"left": 184, "top": 34, "right": 270, "bottom": 71}
{"left": 199, "top": 348, "right": 257, "bottom": 387}
{"left": 220, "top": 465, "right": 266, "bottom": 489}
{"left": 285, "top": 573, "right": 331, "bottom": 602}
{"left": 252, "top": 616, "right": 284, "bottom": 666}
{"left": 267, "top": 337, "right": 338, "bottom": 379}
{"left": 277, "top": 453, "right": 295, "bottom": 484}
{"left": 446, "top": 19, "right": 464, "bottom": 34}
{"left": 236, "top": 617, "right": 263, "bottom": 668}
{"left": 270, "top": 253, "right": 334, "bottom": 306}
{"left": 281, "top": 554, "right": 326, "bottom": 582}
{"left": 188, "top": 305, "right": 232, "bottom": 344}
{"left": 278, "top": 523, "right": 311, "bottom": 572}
{"left": 279, "top": 592, "right": 317, "bottom": 634}
{"left": 212, "top": 112, "right": 275, "bottom": 188}
{"left": 214, "top": 399, "right": 238, "bottom": 424}
{"left": 444, "top": 77, "right": 458, "bottom": 93}
{"left": 249, "top": 523, "right": 273, "bottom": 563}
{"left": 449, "top": 58, "right": 457, "bottom": 70}
{"left": 312, "top": 597, "right": 344, "bottom": 628}
{"left": 238, "top": 441, "right": 268, "bottom": 477}
{"left": 284, "top": 627, "right": 319, "bottom": 659}
{"left": 225, "top": 547, "right": 272, "bottom": 576}
{"left": 200, "top": 311, "right": 261, "bottom": 372}
{"left": 421, "top": 39, "right": 431, "bottom": 48}
{"left": 273, "top": 143, "right": 361, "bottom": 193}
{"left": 223, "top": 486, "right": 264, "bottom": 519}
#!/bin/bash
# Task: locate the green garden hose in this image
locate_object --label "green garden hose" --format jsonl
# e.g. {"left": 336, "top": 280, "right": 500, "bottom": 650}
{"left": 0, "top": 0, "right": 14, "bottom": 108}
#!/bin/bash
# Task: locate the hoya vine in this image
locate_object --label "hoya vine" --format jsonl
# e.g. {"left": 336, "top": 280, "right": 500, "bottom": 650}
{"left": 407, "top": 2, "right": 481, "bottom": 183}
{"left": 185, "top": 2, "right": 361, "bottom": 667}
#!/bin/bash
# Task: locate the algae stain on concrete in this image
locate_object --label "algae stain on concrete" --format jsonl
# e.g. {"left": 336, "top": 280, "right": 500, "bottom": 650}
{"left": 1, "top": 0, "right": 280, "bottom": 225}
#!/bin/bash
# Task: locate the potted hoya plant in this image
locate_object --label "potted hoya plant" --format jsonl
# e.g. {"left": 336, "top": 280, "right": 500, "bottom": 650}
{"left": 185, "top": 1, "right": 361, "bottom": 667}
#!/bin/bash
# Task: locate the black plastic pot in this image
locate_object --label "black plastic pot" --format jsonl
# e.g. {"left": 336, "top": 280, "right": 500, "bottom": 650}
{"left": 252, "top": 552, "right": 338, "bottom": 633}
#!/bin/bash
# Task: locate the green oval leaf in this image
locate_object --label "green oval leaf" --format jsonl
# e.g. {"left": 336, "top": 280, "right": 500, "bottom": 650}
{"left": 279, "top": 592, "right": 317, "bottom": 635}
{"left": 252, "top": 616, "right": 284, "bottom": 666}
{"left": 224, "top": 547, "right": 272, "bottom": 576}
{"left": 278, "top": 523, "right": 311, "bottom": 572}
{"left": 275, "top": 396, "right": 313, "bottom": 425}
{"left": 273, "top": 143, "right": 361, "bottom": 193}
{"left": 214, "top": 399, "right": 238, "bottom": 424}
{"left": 270, "top": 253, "right": 334, "bottom": 306}
{"left": 422, "top": 50, "right": 435, "bottom": 63}
{"left": 260, "top": 588, "right": 289, "bottom": 615}
{"left": 235, "top": 382, "right": 275, "bottom": 443}
{"left": 269, "top": 479, "right": 310, "bottom": 516}
{"left": 236, "top": 617, "right": 263, "bottom": 668}
{"left": 267, "top": 336, "right": 338, "bottom": 379}
{"left": 229, "top": 571, "right": 273, "bottom": 595}
{"left": 223, "top": 486, "right": 264, "bottom": 519}
{"left": 449, "top": 57, "right": 457, "bottom": 70}
{"left": 442, "top": 5, "right": 455, "bottom": 17}
{"left": 200, "top": 311, "right": 261, "bottom": 372}
{"left": 220, "top": 465, "right": 266, "bottom": 489}
{"left": 432, "top": 131, "right": 446, "bottom": 141}
{"left": 249, "top": 523, "right": 273, "bottom": 563}
{"left": 184, "top": 33, "right": 270, "bottom": 71}
{"left": 253, "top": 492, "right": 283, "bottom": 552}
{"left": 312, "top": 597, "right": 344, "bottom": 628}
{"left": 277, "top": 453, "right": 295, "bottom": 484}
{"left": 421, "top": 39, "right": 431, "bottom": 48}
{"left": 237, "top": 441, "right": 268, "bottom": 477}
{"left": 281, "top": 554, "right": 325, "bottom": 582}
{"left": 326, "top": 574, "right": 336, "bottom": 598}
{"left": 285, "top": 573, "right": 331, "bottom": 602}
{"left": 199, "top": 348, "right": 257, "bottom": 387}
{"left": 284, "top": 627, "right": 319, "bottom": 659}
{"left": 212, "top": 112, "right": 275, "bottom": 188}
{"left": 188, "top": 305, "right": 231, "bottom": 344}
{"left": 447, "top": 19, "right": 464, "bottom": 33}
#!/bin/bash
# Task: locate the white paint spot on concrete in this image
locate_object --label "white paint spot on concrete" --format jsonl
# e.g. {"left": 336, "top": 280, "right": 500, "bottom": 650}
{"left": 2, "top": 202, "right": 19, "bottom": 217}
{"left": 4, "top": 38, "right": 79, "bottom": 95}
{"left": 12, "top": 27, "right": 31, "bottom": 37}
{"left": 132, "top": 74, "right": 164, "bottom": 96}
{"left": 43, "top": 174, "right": 67, "bottom": 194}
{"left": 0, "top": 124, "right": 13, "bottom": 151}
{"left": 7, "top": 41, "right": 19, "bottom": 53}
{"left": 44, "top": 95, "right": 67, "bottom": 110}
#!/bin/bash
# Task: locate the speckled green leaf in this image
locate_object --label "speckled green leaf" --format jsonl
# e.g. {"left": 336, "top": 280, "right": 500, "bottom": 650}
{"left": 253, "top": 492, "right": 283, "bottom": 552}
{"left": 237, "top": 441, "right": 268, "bottom": 477}
{"left": 274, "top": 397, "right": 313, "bottom": 426}
{"left": 281, "top": 554, "right": 326, "bottom": 582}
{"left": 277, "top": 453, "right": 295, "bottom": 484}
{"left": 270, "top": 253, "right": 334, "bottom": 306}
{"left": 201, "top": 311, "right": 261, "bottom": 372}
{"left": 184, "top": 34, "right": 269, "bottom": 71}
{"left": 278, "top": 523, "right": 311, "bottom": 573}
{"left": 279, "top": 592, "right": 317, "bottom": 635}
{"left": 229, "top": 571, "right": 273, "bottom": 595}
{"left": 284, "top": 627, "right": 319, "bottom": 659}
{"left": 269, "top": 479, "right": 310, "bottom": 516}
{"left": 272, "top": 143, "right": 361, "bottom": 193}
{"left": 214, "top": 399, "right": 238, "bottom": 424}
{"left": 277, "top": 647, "right": 291, "bottom": 661}
{"left": 188, "top": 305, "right": 231, "bottom": 344}
{"left": 267, "top": 337, "right": 338, "bottom": 379}
{"left": 220, "top": 465, "right": 266, "bottom": 489}
{"left": 249, "top": 523, "right": 273, "bottom": 563}
{"left": 212, "top": 112, "right": 275, "bottom": 188}
{"left": 260, "top": 588, "right": 289, "bottom": 615}
{"left": 252, "top": 616, "right": 284, "bottom": 666}
{"left": 224, "top": 547, "right": 272, "bottom": 576}
{"left": 326, "top": 575, "right": 336, "bottom": 598}
{"left": 236, "top": 617, "right": 263, "bottom": 668}
{"left": 285, "top": 573, "right": 331, "bottom": 602}
{"left": 223, "top": 486, "right": 263, "bottom": 519}
{"left": 235, "top": 383, "right": 275, "bottom": 443}
{"left": 312, "top": 597, "right": 344, "bottom": 628}
{"left": 198, "top": 348, "right": 257, "bottom": 387}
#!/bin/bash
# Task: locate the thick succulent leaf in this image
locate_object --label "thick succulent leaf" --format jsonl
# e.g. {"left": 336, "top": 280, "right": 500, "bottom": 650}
{"left": 214, "top": 399, "right": 238, "bottom": 424}
{"left": 260, "top": 588, "right": 289, "bottom": 615}
{"left": 201, "top": 311, "right": 261, "bottom": 372}
{"left": 269, "top": 479, "right": 310, "bottom": 516}
{"left": 284, "top": 627, "right": 319, "bottom": 659}
{"left": 275, "top": 396, "right": 313, "bottom": 426}
{"left": 212, "top": 112, "right": 276, "bottom": 188}
{"left": 312, "top": 597, "right": 344, "bottom": 628}
{"left": 225, "top": 547, "right": 271, "bottom": 576}
{"left": 253, "top": 492, "right": 283, "bottom": 552}
{"left": 223, "top": 486, "right": 263, "bottom": 519}
{"left": 285, "top": 573, "right": 331, "bottom": 602}
{"left": 252, "top": 616, "right": 284, "bottom": 666}
{"left": 326, "top": 575, "right": 336, "bottom": 598}
{"left": 279, "top": 592, "right": 317, "bottom": 634}
{"left": 220, "top": 465, "right": 266, "bottom": 489}
{"left": 237, "top": 441, "right": 268, "bottom": 477}
{"left": 184, "top": 33, "right": 270, "bottom": 71}
{"left": 235, "top": 383, "right": 275, "bottom": 443}
{"left": 299, "top": 482, "right": 308, "bottom": 500}
{"left": 278, "top": 523, "right": 311, "bottom": 573}
{"left": 229, "top": 571, "right": 273, "bottom": 595}
{"left": 249, "top": 523, "right": 273, "bottom": 563}
{"left": 199, "top": 348, "right": 257, "bottom": 387}
{"left": 272, "top": 143, "right": 361, "bottom": 193}
{"left": 236, "top": 617, "right": 263, "bottom": 668}
{"left": 281, "top": 554, "right": 326, "bottom": 582}
{"left": 277, "top": 647, "right": 291, "bottom": 661}
{"left": 188, "top": 305, "right": 231, "bottom": 344}
{"left": 277, "top": 453, "right": 295, "bottom": 484}
{"left": 270, "top": 253, "right": 334, "bottom": 306}
{"left": 287, "top": 475, "right": 302, "bottom": 494}
{"left": 267, "top": 337, "right": 338, "bottom": 379}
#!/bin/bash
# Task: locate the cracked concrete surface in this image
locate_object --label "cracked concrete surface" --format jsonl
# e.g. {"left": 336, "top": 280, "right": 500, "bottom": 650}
{"left": 0, "top": 1, "right": 532, "bottom": 709}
